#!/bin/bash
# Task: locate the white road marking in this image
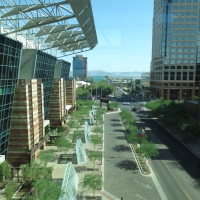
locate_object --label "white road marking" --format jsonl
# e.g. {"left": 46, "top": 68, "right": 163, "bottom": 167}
{"left": 136, "top": 195, "right": 147, "bottom": 200}
{"left": 134, "top": 179, "right": 152, "bottom": 189}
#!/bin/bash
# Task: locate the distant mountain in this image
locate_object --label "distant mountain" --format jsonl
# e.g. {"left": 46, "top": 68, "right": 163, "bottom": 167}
{"left": 70, "top": 70, "right": 149, "bottom": 78}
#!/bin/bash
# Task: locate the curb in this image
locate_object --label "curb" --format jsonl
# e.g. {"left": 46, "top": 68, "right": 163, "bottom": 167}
{"left": 121, "top": 120, "right": 151, "bottom": 177}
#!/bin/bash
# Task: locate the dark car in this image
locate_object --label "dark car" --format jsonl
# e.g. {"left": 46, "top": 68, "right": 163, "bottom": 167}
{"left": 131, "top": 107, "right": 137, "bottom": 111}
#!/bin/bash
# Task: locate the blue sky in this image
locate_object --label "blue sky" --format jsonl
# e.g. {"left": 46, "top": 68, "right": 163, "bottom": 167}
{"left": 65, "top": 0, "right": 154, "bottom": 72}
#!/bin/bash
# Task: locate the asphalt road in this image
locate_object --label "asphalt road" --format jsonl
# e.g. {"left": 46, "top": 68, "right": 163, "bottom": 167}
{"left": 121, "top": 100, "right": 200, "bottom": 200}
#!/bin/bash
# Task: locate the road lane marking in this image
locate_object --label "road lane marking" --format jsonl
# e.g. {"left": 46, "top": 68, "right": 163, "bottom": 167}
{"left": 162, "top": 160, "right": 192, "bottom": 200}
{"left": 136, "top": 195, "right": 147, "bottom": 200}
{"left": 134, "top": 179, "right": 152, "bottom": 189}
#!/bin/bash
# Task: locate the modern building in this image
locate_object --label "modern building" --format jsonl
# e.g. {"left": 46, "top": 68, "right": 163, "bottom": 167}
{"left": 66, "top": 78, "right": 76, "bottom": 114}
{"left": 0, "top": 34, "right": 23, "bottom": 156}
{"left": 150, "top": 0, "right": 200, "bottom": 100}
{"left": 73, "top": 55, "right": 88, "bottom": 81}
{"left": 20, "top": 49, "right": 57, "bottom": 119}
{"left": 7, "top": 79, "right": 46, "bottom": 166}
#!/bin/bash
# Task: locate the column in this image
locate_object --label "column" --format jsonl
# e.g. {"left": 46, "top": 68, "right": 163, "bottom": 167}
{"left": 179, "top": 88, "right": 182, "bottom": 101}
{"left": 167, "top": 88, "right": 170, "bottom": 100}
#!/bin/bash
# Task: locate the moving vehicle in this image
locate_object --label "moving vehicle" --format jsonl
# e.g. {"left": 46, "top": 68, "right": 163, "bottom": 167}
{"left": 122, "top": 102, "right": 130, "bottom": 105}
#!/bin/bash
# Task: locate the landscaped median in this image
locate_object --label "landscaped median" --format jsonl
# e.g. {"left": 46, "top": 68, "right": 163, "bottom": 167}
{"left": 120, "top": 109, "right": 159, "bottom": 176}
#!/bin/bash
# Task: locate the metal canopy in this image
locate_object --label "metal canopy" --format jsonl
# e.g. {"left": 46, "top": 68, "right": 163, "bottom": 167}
{"left": 0, "top": 0, "right": 98, "bottom": 57}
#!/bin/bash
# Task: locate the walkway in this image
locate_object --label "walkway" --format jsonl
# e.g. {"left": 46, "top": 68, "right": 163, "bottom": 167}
{"left": 103, "top": 112, "right": 161, "bottom": 200}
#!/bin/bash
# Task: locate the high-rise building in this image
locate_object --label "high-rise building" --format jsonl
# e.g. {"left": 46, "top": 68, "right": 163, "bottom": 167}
{"left": 20, "top": 49, "right": 57, "bottom": 119}
{"left": 0, "top": 34, "right": 23, "bottom": 156}
{"left": 7, "top": 79, "right": 45, "bottom": 166}
{"left": 73, "top": 55, "right": 87, "bottom": 81}
{"left": 150, "top": 0, "right": 200, "bottom": 100}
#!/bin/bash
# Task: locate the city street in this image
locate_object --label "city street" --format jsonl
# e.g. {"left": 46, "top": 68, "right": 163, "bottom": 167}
{"left": 122, "top": 99, "right": 200, "bottom": 200}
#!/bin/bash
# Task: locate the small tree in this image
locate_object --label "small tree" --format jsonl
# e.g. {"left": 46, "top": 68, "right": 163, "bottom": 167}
{"left": 67, "top": 120, "right": 76, "bottom": 130}
{"left": 5, "top": 180, "right": 17, "bottom": 200}
{"left": 140, "top": 140, "right": 159, "bottom": 164}
{"left": 90, "top": 134, "right": 102, "bottom": 150}
{"left": 108, "top": 102, "right": 119, "bottom": 110}
{"left": 92, "top": 126, "right": 103, "bottom": 135}
{"left": 82, "top": 173, "right": 103, "bottom": 199}
{"left": 38, "top": 150, "right": 55, "bottom": 167}
{"left": 52, "top": 136, "right": 74, "bottom": 153}
{"left": 0, "top": 161, "right": 11, "bottom": 182}
{"left": 28, "top": 179, "right": 62, "bottom": 200}
{"left": 87, "top": 151, "right": 103, "bottom": 170}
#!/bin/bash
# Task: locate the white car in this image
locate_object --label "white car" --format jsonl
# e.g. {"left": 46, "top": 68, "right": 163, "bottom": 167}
{"left": 122, "top": 102, "right": 130, "bottom": 105}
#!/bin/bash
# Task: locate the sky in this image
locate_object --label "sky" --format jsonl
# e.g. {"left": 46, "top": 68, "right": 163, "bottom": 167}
{"left": 64, "top": 0, "right": 154, "bottom": 72}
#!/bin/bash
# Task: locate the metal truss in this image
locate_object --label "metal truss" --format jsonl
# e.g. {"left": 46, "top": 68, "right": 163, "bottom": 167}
{"left": 0, "top": 0, "right": 98, "bottom": 57}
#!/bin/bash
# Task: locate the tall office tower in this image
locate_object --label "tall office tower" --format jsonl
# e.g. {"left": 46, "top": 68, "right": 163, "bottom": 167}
{"left": 66, "top": 78, "right": 76, "bottom": 113}
{"left": 7, "top": 79, "right": 45, "bottom": 166}
{"left": 150, "top": 0, "right": 199, "bottom": 100}
{"left": 0, "top": 34, "right": 23, "bottom": 156}
{"left": 20, "top": 49, "right": 57, "bottom": 119}
{"left": 55, "top": 59, "right": 71, "bottom": 86}
{"left": 73, "top": 55, "right": 88, "bottom": 81}
{"left": 48, "top": 60, "right": 71, "bottom": 127}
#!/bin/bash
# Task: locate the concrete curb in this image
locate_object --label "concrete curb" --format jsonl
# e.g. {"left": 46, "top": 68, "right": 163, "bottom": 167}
{"left": 121, "top": 120, "right": 151, "bottom": 177}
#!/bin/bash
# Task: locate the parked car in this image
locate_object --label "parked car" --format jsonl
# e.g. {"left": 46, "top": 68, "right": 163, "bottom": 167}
{"left": 131, "top": 107, "right": 137, "bottom": 111}
{"left": 122, "top": 102, "right": 130, "bottom": 105}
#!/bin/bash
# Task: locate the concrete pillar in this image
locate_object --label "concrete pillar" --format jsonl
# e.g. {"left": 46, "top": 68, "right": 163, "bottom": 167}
{"left": 191, "top": 88, "right": 195, "bottom": 100}
{"left": 161, "top": 88, "right": 164, "bottom": 98}
{"left": 167, "top": 88, "right": 170, "bottom": 100}
{"left": 179, "top": 88, "right": 182, "bottom": 101}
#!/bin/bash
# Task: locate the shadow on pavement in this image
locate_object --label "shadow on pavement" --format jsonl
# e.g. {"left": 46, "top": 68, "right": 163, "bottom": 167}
{"left": 110, "top": 123, "right": 122, "bottom": 127}
{"left": 111, "top": 129, "right": 124, "bottom": 133}
{"left": 112, "top": 144, "right": 131, "bottom": 152}
{"left": 114, "top": 136, "right": 126, "bottom": 140}
{"left": 110, "top": 119, "right": 120, "bottom": 122}
{"left": 74, "top": 166, "right": 87, "bottom": 173}
{"left": 115, "top": 159, "right": 138, "bottom": 171}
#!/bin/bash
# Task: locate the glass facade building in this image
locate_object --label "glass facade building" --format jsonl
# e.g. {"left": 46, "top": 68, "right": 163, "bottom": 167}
{"left": 20, "top": 49, "right": 57, "bottom": 119}
{"left": 151, "top": 0, "right": 200, "bottom": 100}
{"left": 73, "top": 55, "right": 87, "bottom": 81}
{"left": 0, "top": 34, "right": 23, "bottom": 155}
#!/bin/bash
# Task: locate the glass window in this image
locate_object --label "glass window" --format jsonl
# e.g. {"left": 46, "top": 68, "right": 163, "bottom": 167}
{"left": 172, "top": 24, "right": 178, "bottom": 28}
{"left": 178, "top": 48, "right": 182, "bottom": 52}
{"left": 178, "top": 42, "right": 183, "bottom": 46}
{"left": 171, "top": 60, "right": 175, "bottom": 64}
{"left": 186, "top": 12, "right": 191, "bottom": 16}
{"left": 185, "top": 24, "right": 190, "bottom": 28}
{"left": 190, "top": 48, "right": 195, "bottom": 52}
{"left": 179, "top": 30, "right": 183, "bottom": 34}
{"left": 173, "top": 12, "right": 178, "bottom": 16}
{"left": 180, "top": 12, "right": 184, "bottom": 16}
{"left": 180, "top": 6, "right": 185, "bottom": 10}
{"left": 190, "top": 54, "right": 195, "bottom": 58}
{"left": 171, "top": 54, "right": 176, "bottom": 58}
{"left": 185, "top": 36, "right": 189, "bottom": 40}
{"left": 177, "top": 60, "right": 182, "bottom": 64}
{"left": 179, "top": 24, "right": 184, "bottom": 28}
{"left": 177, "top": 66, "right": 182, "bottom": 69}
{"left": 193, "top": 12, "right": 197, "bottom": 16}
{"left": 184, "top": 54, "right": 189, "bottom": 58}
{"left": 184, "top": 48, "right": 189, "bottom": 52}
{"left": 178, "top": 36, "right": 183, "bottom": 40}
{"left": 192, "top": 18, "right": 197, "bottom": 22}
{"left": 193, "top": 6, "right": 198, "bottom": 10}
{"left": 172, "top": 0, "right": 178, "bottom": 2}
{"left": 178, "top": 54, "right": 183, "bottom": 58}
{"left": 180, "top": 18, "right": 185, "bottom": 22}
{"left": 172, "top": 36, "right": 176, "bottom": 40}
{"left": 186, "top": 6, "right": 191, "bottom": 10}
{"left": 172, "top": 18, "right": 178, "bottom": 22}
{"left": 192, "top": 24, "right": 197, "bottom": 28}
{"left": 171, "top": 42, "right": 176, "bottom": 46}
{"left": 185, "top": 18, "right": 190, "bottom": 22}
{"left": 190, "top": 42, "right": 195, "bottom": 46}
{"left": 191, "top": 30, "right": 197, "bottom": 34}
{"left": 193, "top": 0, "right": 198, "bottom": 3}
{"left": 191, "top": 36, "right": 196, "bottom": 40}
{"left": 173, "top": 6, "right": 178, "bottom": 10}
{"left": 180, "top": 0, "right": 185, "bottom": 2}
{"left": 185, "top": 30, "right": 190, "bottom": 34}
{"left": 171, "top": 48, "right": 176, "bottom": 52}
